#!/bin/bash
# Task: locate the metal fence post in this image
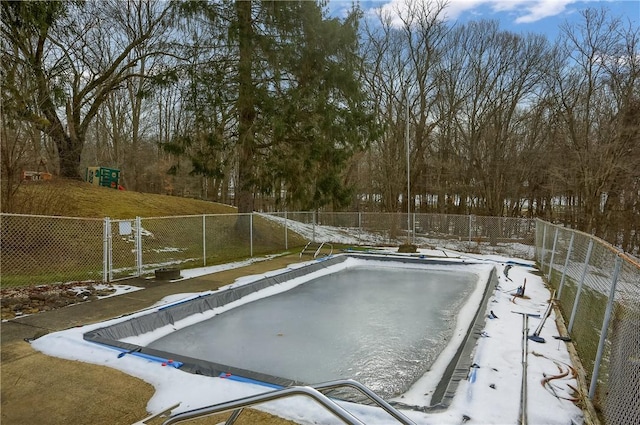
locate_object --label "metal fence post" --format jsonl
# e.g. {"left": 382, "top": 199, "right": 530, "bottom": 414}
{"left": 412, "top": 212, "right": 416, "bottom": 244}
{"left": 136, "top": 216, "right": 142, "bottom": 277}
{"left": 358, "top": 212, "right": 362, "bottom": 244}
{"left": 540, "top": 224, "right": 548, "bottom": 274}
{"left": 312, "top": 211, "right": 316, "bottom": 243}
{"left": 284, "top": 211, "right": 288, "bottom": 250}
{"left": 108, "top": 218, "right": 114, "bottom": 282}
{"left": 568, "top": 238, "right": 594, "bottom": 333}
{"left": 202, "top": 214, "right": 206, "bottom": 266}
{"left": 250, "top": 213, "right": 254, "bottom": 257}
{"left": 547, "top": 228, "right": 559, "bottom": 282}
{"left": 589, "top": 256, "right": 622, "bottom": 400}
{"left": 558, "top": 233, "right": 575, "bottom": 298}
{"left": 103, "top": 217, "right": 110, "bottom": 283}
{"left": 468, "top": 215, "right": 472, "bottom": 244}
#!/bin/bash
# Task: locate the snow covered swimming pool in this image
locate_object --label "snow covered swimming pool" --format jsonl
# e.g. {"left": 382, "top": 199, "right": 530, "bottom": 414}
{"left": 84, "top": 254, "right": 497, "bottom": 408}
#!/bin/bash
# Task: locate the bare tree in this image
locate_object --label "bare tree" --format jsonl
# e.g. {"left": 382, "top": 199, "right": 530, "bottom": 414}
{"left": 361, "top": 0, "right": 448, "bottom": 212}
{"left": 362, "top": 11, "right": 407, "bottom": 211}
{"left": 551, "top": 8, "right": 639, "bottom": 236}
{"left": 398, "top": 0, "right": 449, "bottom": 213}
{"left": 1, "top": 30, "right": 50, "bottom": 210}
{"left": 432, "top": 21, "right": 549, "bottom": 219}
{"left": 1, "top": 0, "right": 175, "bottom": 179}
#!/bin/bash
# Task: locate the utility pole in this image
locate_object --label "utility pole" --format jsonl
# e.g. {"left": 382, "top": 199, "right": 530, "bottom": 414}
{"left": 405, "top": 79, "right": 411, "bottom": 244}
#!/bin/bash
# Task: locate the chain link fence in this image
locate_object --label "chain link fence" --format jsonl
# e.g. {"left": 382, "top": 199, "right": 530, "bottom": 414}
{"left": 1, "top": 212, "right": 537, "bottom": 287}
{"left": 0, "top": 213, "right": 106, "bottom": 286}
{"left": 105, "top": 214, "right": 308, "bottom": 281}
{"left": 265, "top": 212, "right": 535, "bottom": 258}
{"left": 3, "top": 212, "right": 637, "bottom": 424}
{"left": 0, "top": 213, "right": 311, "bottom": 286}
{"left": 536, "top": 219, "right": 640, "bottom": 425}
{"left": 293, "top": 211, "right": 527, "bottom": 261}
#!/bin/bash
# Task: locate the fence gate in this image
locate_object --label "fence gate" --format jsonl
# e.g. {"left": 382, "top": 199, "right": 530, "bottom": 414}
{"left": 108, "top": 218, "right": 140, "bottom": 281}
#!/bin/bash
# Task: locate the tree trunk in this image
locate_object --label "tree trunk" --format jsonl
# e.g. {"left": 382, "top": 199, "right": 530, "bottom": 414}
{"left": 56, "top": 134, "right": 83, "bottom": 180}
{"left": 235, "top": 0, "right": 255, "bottom": 214}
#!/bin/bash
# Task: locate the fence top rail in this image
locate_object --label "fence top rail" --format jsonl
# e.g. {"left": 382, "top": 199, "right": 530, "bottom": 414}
{"left": 620, "top": 253, "right": 640, "bottom": 270}
{"left": 0, "top": 212, "right": 104, "bottom": 221}
{"left": 0, "top": 212, "right": 259, "bottom": 221}
{"left": 1, "top": 211, "right": 536, "bottom": 220}
{"left": 143, "top": 213, "right": 252, "bottom": 220}
{"left": 536, "top": 218, "right": 640, "bottom": 270}
{"left": 270, "top": 211, "right": 535, "bottom": 219}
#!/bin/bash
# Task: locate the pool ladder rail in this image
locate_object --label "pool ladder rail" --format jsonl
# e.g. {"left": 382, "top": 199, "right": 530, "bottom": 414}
{"left": 159, "top": 379, "right": 416, "bottom": 425}
{"left": 300, "top": 241, "right": 333, "bottom": 258}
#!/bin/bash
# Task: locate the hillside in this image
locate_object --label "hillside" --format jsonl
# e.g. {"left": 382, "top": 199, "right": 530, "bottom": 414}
{"left": 4, "top": 179, "right": 236, "bottom": 218}
{"left": 2, "top": 178, "right": 308, "bottom": 290}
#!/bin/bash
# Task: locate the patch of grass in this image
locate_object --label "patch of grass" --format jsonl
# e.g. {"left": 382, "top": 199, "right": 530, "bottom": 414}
{"left": 6, "top": 178, "right": 236, "bottom": 218}
{"left": 548, "top": 270, "right": 613, "bottom": 410}
{"left": 0, "top": 269, "right": 103, "bottom": 287}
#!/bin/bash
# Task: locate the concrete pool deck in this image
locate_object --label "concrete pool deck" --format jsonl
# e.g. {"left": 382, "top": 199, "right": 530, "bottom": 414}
{"left": 1, "top": 253, "right": 306, "bottom": 425}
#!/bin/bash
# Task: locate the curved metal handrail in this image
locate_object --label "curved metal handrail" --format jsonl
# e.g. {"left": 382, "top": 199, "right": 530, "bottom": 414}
{"left": 162, "top": 386, "right": 365, "bottom": 425}
{"left": 313, "top": 379, "right": 415, "bottom": 425}
{"left": 300, "top": 241, "right": 334, "bottom": 258}
{"left": 315, "top": 242, "right": 333, "bottom": 258}
{"left": 300, "top": 241, "right": 313, "bottom": 258}
{"left": 162, "top": 379, "right": 416, "bottom": 425}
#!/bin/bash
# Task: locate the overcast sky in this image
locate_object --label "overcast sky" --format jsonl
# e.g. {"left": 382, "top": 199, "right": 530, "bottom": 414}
{"left": 331, "top": 0, "right": 639, "bottom": 40}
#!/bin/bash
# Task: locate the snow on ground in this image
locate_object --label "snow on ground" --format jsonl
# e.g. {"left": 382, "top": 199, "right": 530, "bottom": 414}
{"left": 30, "top": 245, "right": 583, "bottom": 425}
{"left": 104, "top": 284, "right": 143, "bottom": 297}
{"left": 260, "top": 213, "right": 536, "bottom": 260}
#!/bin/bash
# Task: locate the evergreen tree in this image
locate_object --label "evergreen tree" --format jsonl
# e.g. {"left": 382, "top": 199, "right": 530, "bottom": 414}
{"left": 162, "top": 1, "right": 235, "bottom": 200}
{"left": 256, "top": 2, "right": 373, "bottom": 211}
{"left": 171, "top": 1, "right": 374, "bottom": 212}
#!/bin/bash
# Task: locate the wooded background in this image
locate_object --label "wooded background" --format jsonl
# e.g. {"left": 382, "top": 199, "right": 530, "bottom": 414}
{"left": 2, "top": 0, "right": 638, "bottom": 253}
